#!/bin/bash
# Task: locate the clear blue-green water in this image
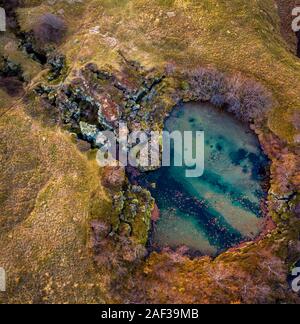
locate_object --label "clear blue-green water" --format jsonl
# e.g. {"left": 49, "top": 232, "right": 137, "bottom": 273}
{"left": 139, "top": 102, "right": 269, "bottom": 256}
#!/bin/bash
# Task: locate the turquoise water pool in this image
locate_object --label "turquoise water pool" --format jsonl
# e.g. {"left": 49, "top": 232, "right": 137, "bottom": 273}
{"left": 139, "top": 102, "right": 269, "bottom": 256}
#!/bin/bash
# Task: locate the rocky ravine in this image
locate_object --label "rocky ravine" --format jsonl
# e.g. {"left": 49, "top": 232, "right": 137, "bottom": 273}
{"left": 0, "top": 0, "right": 299, "bottom": 304}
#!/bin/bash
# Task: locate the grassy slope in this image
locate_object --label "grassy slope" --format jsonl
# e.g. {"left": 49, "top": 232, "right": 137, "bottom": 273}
{"left": 60, "top": 0, "right": 300, "bottom": 143}
{"left": 276, "top": 0, "right": 300, "bottom": 53}
{"left": 0, "top": 0, "right": 299, "bottom": 303}
{"left": 17, "top": 0, "right": 300, "bottom": 143}
{"left": 0, "top": 107, "right": 113, "bottom": 303}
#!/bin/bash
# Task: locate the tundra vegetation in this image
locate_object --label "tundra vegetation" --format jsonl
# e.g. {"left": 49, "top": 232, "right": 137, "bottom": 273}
{"left": 0, "top": 0, "right": 299, "bottom": 304}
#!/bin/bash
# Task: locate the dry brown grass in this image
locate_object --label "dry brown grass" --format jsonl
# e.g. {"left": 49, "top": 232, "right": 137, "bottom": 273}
{"left": 0, "top": 106, "right": 112, "bottom": 303}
